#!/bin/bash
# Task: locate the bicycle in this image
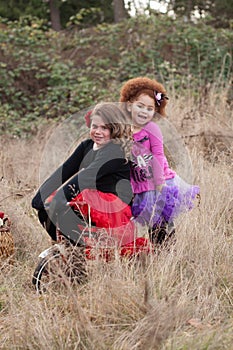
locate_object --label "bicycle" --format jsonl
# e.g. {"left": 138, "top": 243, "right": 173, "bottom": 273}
{"left": 32, "top": 213, "right": 152, "bottom": 294}
{"left": 31, "top": 188, "right": 178, "bottom": 294}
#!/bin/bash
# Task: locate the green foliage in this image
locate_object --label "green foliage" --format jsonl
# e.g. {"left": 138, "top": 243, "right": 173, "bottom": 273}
{"left": 67, "top": 8, "right": 104, "bottom": 29}
{"left": 0, "top": 0, "right": 115, "bottom": 29}
{"left": 0, "top": 0, "right": 48, "bottom": 22}
{"left": 0, "top": 14, "right": 232, "bottom": 136}
{"left": 205, "top": 0, "right": 233, "bottom": 28}
{"left": 158, "top": 0, "right": 233, "bottom": 28}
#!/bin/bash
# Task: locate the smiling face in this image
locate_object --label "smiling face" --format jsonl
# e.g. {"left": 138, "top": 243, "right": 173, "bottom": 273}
{"left": 129, "top": 94, "right": 155, "bottom": 130}
{"left": 90, "top": 114, "right": 111, "bottom": 148}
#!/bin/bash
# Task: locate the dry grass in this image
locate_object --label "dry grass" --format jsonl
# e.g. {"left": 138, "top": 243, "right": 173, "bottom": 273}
{"left": 0, "top": 87, "right": 233, "bottom": 349}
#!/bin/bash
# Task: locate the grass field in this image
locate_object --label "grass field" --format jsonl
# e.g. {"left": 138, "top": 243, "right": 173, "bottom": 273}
{"left": 0, "top": 86, "right": 232, "bottom": 349}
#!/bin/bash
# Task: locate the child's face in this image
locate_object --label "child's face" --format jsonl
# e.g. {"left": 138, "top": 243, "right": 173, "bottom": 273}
{"left": 90, "top": 115, "right": 111, "bottom": 147}
{"left": 130, "top": 94, "right": 155, "bottom": 128}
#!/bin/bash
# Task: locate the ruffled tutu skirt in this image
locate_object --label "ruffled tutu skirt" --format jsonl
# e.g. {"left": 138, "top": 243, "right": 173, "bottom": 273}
{"left": 132, "top": 175, "right": 200, "bottom": 227}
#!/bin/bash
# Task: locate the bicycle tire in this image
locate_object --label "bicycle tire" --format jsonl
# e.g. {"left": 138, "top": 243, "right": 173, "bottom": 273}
{"left": 32, "top": 245, "right": 88, "bottom": 294}
{"left": 32, "top": 252, "right": 61, "bottom": 294}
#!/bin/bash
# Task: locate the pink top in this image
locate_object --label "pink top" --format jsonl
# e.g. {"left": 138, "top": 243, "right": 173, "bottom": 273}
{"left": 131, "top": 121, "right": 176, "bottom": 194}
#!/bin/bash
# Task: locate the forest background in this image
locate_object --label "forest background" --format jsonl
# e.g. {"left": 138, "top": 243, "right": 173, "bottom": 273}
{"left": 0, "top": 0, "right": 232, "bottom": 136}
{"left": 0, "top": 1, "right": 233, "bottom": 349}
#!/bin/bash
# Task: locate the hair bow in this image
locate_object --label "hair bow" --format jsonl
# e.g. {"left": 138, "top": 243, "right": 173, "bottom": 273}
{"left": 84, "top": 110, "right": 92, "bottom": 128}
{"left": 154, "top": 91, "right": 168, "bottom": 107}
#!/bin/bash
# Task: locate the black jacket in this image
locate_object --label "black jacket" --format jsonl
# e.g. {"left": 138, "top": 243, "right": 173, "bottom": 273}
{"left": 32, "top": 139, "right": 133, "bottom": 210}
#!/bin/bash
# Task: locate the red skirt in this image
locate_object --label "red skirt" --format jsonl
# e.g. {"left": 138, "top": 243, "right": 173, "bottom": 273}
{"left": 69, "top": 189, "right": 135, "bottom": 246}
{"left": 45, "top": 189, "right": 151, "bottom": 254}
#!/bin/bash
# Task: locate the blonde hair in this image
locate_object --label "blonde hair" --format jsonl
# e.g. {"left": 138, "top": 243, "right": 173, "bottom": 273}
{"left": 91, "top": 102, "right": 133, "bottom": 160}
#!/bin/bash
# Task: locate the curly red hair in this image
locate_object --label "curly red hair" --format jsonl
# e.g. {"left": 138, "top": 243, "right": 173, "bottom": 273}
{"left": 119, "top": 77, "right": 168, "bottom": 116}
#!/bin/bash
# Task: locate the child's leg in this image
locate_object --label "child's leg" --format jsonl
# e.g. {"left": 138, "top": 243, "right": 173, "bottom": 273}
{"left": 149, "top": 223, "right": 167, "bottom": 245}
{"left": 149, "top": 220, "right": 176, "bottom": 246}
{"left": 48, "top": 175, "right": 85, "bottom": 246}
{"left": 38, "top": 208, "right": 57, "bottom": 241}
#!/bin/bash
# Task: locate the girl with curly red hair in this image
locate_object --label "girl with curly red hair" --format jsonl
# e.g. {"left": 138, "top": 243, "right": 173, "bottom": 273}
{"left": 120, "top": 77, "right": 200, "bottom": 246}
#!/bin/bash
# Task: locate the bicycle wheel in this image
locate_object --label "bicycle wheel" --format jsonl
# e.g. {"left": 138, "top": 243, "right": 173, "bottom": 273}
{"left": 32, "top": 252, "right": 60, "bottom": 294}
{"left": 32, "top": 244, "right": 88, "bottom": 294}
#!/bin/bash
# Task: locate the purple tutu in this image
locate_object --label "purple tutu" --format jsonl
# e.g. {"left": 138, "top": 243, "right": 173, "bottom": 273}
{"left": 132, "top": 175, "right": 200, "bottom": 227}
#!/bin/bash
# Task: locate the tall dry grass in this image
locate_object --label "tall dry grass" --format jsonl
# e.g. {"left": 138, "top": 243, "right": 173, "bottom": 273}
{"left": 0, "top": 86, "right": 232, "bottom": 350}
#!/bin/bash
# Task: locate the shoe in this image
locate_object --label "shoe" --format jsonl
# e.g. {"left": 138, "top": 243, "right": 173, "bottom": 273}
{"left": 149, "top": 222, "right": 176, "bottom": 246}
{"left": 148, "top": 225, "right": 167, "bottom": 245}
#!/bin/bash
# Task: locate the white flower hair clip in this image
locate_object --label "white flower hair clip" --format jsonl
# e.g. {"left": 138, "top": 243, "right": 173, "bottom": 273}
{"left": 154, "top": 91, "right": 169, "bottom": 106}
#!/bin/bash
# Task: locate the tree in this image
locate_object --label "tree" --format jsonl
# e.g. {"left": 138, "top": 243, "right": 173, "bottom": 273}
{"left": 113, "top": 0, "right": 128, "bottom": 22}
{"left": 49, "top": 0, "right": 61, "bottom": 31}
{"left": 0, "top": 0, "right": 129, "bottom": 30}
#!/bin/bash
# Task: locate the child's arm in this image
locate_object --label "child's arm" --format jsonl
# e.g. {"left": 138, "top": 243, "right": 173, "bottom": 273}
{"left": 145, "top": 122, "right": 165, "bottom": 187}
{"left": 32, "top": 140, "right": 89, "bottom": 210}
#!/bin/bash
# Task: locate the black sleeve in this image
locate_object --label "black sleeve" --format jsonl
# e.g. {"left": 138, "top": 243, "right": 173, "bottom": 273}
{"left": 78, "top": 142, "right": 125, "bottom": 192}
{"left": 32, "top": 140, "right": 90, "bottom": 210}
